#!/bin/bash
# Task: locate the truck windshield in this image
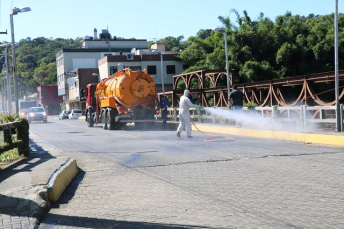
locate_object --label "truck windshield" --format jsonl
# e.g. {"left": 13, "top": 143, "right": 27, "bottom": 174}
{"left": 20, "top": 102, "right": 36, "bottom": 109}
{"left": 30, "top": 108, "right": 45, "bottom": 112}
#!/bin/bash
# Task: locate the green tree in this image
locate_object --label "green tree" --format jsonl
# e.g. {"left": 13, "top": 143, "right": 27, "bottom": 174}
{"left": 34, "top": 62, "right": 56, "bottom": 85}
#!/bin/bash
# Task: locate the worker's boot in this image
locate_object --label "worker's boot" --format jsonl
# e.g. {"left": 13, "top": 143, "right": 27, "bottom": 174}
{"left": 176, "top": 132, "right": 181, "bottom": 138}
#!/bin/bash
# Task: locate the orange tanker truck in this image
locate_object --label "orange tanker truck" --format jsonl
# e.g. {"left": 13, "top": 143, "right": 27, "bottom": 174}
{"left": 85, "top": 68, "right": 159, "bottom": 130}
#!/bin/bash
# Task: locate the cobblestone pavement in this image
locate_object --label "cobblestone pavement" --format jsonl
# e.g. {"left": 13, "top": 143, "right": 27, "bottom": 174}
{"left": 38, "top": 148, "right": 344, "bottom": 228}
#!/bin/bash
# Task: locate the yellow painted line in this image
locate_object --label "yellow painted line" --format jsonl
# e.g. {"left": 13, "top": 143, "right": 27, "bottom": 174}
{"left": 193, "top": 125, "right": 344, "bottom": 146}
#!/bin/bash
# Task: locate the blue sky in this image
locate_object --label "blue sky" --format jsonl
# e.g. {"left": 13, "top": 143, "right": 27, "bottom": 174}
{"left": 0, "top": 0, "right": 340, "bottom": 43}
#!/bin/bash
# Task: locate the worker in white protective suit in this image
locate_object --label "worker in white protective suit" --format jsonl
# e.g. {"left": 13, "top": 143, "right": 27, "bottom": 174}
{"left": 176, "top": 90, "right": 203, "bottom": 138}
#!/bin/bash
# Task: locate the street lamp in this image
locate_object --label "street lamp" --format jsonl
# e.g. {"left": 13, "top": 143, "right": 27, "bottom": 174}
{"left": 11, "top": 6, "right": 31, "bottom": 115}
{"left": 213, "top": 27, "right": 230, "bottom": 97}
{"left": 152, "top": 50, "right": 166, "bottom": 95}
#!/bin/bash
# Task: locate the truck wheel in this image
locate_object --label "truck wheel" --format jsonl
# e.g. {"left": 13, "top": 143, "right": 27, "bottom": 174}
{"left": 102, "top": 112, "right": 108, "bottom": 130}
{"left": 107, "top": 112, "right": 116, "bottom": 130}
{"left": 88, "top": 110, "right": 94, "bottom": 127}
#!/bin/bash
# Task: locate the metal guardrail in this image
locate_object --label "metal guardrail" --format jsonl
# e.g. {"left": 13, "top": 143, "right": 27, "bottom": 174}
{"left": 161, "top": 105, "right": 343, "bottom": 131}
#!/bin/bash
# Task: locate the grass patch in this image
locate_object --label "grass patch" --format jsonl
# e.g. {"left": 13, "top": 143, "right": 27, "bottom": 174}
{"left": 0, "top": 148, "right": 24, "bottom": 169}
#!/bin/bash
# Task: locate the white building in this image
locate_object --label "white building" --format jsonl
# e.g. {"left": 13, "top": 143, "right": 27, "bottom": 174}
{"left": 56, "top": 29, "right": 148, "bottom": 98}
{"left": 98, "top": 43, "right": 186, "bottom": 92}
{"left": 56, "top": 28, "right": 186, "bottom": 109}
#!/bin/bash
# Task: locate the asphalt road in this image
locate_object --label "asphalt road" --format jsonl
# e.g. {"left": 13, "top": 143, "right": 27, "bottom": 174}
{"left": 31, "top": 116, "right": 344, "bottom": 228}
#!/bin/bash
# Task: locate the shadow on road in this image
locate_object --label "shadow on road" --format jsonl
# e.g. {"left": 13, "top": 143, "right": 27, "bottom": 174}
{"left": 41, "top": 168, "right": 210, "bottom": 228}
{"left": 0, "top": 140, "right": 55, "bottom": 184}
{"left": 41, "top": 212, "right": 212, "bottom": 229}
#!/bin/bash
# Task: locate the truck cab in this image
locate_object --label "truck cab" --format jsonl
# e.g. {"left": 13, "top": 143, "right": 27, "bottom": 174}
{"left": 19, "top": 100, "right": 37, "bottom": 118}
{"left": 85, "top": 83, "right": 98, "bottom": 127}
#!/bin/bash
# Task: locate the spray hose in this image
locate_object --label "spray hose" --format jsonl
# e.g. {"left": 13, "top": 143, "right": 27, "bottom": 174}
{"left": 190, "top": 118, "right": 236, "bottom": 142}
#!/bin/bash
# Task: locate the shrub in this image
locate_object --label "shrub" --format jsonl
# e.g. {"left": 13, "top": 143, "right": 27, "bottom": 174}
{"left": 244, "top": 102, "right": 258, "bottom": 108}
{"left": 1, "top": 114, "right": 19, "bottom": 123}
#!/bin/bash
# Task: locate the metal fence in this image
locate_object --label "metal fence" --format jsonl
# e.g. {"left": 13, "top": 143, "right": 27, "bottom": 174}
{"left": 162, "top": 105, "right": 343, "bottom": 132}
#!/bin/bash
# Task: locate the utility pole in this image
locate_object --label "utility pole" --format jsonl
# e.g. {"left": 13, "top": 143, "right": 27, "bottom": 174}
{"left": 5, "top": 46, "right": 12, "bottom": 114}
{"left": 0, "top": 31, "right": 8, "bottom": 113}
{"left": 334, "top": 0, "right": 341, "bottom": 131}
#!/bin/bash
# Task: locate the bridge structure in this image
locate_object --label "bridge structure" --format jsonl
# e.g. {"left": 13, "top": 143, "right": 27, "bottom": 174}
{"left": 161, "top": 70, "right": 344, "bottom": 109}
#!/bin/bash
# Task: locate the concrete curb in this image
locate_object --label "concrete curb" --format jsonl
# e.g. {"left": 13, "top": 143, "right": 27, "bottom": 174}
{"left": 47, "top": 157, "right": 78, "bottom": 202}
{"left": 193, "top": 125, "right": 344, "bottom": 146}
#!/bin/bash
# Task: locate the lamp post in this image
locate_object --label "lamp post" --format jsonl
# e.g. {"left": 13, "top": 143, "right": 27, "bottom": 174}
{"left": 10, "top": 6, "right": 31, "bottom": 115}
{"left": 213, "top": 27, "right": 230, "bottom": 97}
{"left": 152, "top": 50, "right": 166, "bottom": 96}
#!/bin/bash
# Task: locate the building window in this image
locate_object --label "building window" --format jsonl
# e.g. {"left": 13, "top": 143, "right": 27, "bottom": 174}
{"left": 41, "top": 91, "right": 46, "bottom": 98}
{"left": 147, "top": 65, "right": 157, "bottom": 74}
{"left": 110, "top": 66, "right": 117, "bottom": 75}
{"left": 54, "top": 91, "right": 58, "bottom": 98}
{"left": 131, "top": 66, "right": 141, "bottom": 71}
{"left": 166, "top": 65, "right": 175, "bottom": 74}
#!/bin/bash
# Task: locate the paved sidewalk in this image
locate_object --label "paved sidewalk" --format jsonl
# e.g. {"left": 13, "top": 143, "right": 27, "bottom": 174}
{"left": 0, "top": 132, "right": 69, "bottom": 229}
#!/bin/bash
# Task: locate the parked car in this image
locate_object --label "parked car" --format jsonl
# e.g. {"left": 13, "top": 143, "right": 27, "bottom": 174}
{"left": 27, "top": 107, "right": 47, "bottom": 123}
{"left": 59, "top": 110, "right": 71, "bottom": 120}
{"left": 69, "top": 109, "right": 83, "bottom": 119}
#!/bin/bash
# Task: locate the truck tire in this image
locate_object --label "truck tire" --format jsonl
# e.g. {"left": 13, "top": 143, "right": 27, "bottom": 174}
{"left": 88, "top": 110, "right": 94, "bottom": 127}
{"left": 102, "top": 111, "right": 108, "bottom": 130}
{"left": 107, "top": 112, "right": 116, "bottom": 130}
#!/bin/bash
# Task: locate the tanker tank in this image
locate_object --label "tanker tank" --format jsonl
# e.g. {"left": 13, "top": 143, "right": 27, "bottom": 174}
{"left": 85, "top": 68, "right": 159, "bottom": 130}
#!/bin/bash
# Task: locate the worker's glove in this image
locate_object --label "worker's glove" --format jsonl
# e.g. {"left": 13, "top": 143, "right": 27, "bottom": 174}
{"left": 199, "top": 106, "right": 204, "bottom": 109}
{"left": 161, "top": 108, "right": 165, "bottom": 111}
